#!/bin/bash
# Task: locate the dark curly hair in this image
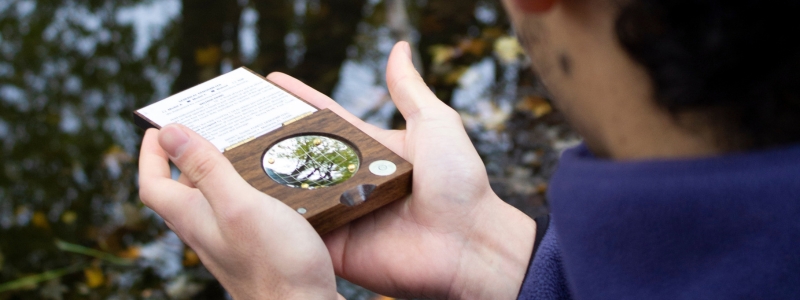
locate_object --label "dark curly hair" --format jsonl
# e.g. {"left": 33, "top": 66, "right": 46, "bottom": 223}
{"left": 615, "top": 0, "right": 800, "bottom": 150}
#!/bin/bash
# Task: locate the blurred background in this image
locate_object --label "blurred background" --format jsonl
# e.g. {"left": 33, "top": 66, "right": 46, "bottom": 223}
{"left": 0, "top": 0, "right": 580, "bottom": 298}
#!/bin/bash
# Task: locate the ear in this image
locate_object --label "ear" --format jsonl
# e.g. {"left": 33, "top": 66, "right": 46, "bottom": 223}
{"left": 514, "top": 0, "right": 558, "bottom": 13}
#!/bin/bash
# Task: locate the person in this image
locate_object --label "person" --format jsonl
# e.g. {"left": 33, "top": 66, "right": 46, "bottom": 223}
{"left": 138, "top": 0, "right": 800, "bottom": 298}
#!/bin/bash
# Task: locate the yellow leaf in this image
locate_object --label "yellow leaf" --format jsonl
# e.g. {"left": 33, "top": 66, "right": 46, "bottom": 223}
{"left": 482, "top": 104, "right": 511, "bottom": 131}
{"left": 516, "top": 96, "right": 553, "bottom": 118}
{"left": 372, "top": 296, "right": 395, "bottom": 300}
{"left": 117, "top": 246, "right": 140, "bottom": 259}
{"left": 444, "top": 66, "right": 469, "bottom": 85}
{"left": 536, "top": 183, "right": 549, "bottom": 194}
{"left": 32, "top": 212, "right": 49, "bottom": 229}
{"left": 104, "top": 145, "right": 132, "bottom": 163}
{"left": 183, "top": 248, "right": 200, "bottom": 267}
{"left": 195, "top": 46, "right": 221, "bottom": 67}
{"left": 429, "top": 45, "right": 456, "bottom": 66}
{"left": 482, "top": 27, "right": 505, "bottom": 40}
{"left": 61, "top": 211, "right": 77, "bottom": 225}
{"left": 458, "top": 38, "right": 487, "bottom": 56}
{"left": 494, "top": 36, "right": 524, "bottom": 65}
{"left": 84, "top": 267, "right": 104, "bottom": 288}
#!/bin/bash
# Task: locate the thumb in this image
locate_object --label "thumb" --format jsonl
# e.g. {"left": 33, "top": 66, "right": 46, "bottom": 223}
{"left": 158, "top": 124, "right": 258, "bottom": 210}
{"left": 386, "top": 41, "right": 453, "bottom": 122}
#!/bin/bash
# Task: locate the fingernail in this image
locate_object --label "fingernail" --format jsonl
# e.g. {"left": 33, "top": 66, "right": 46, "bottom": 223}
{"left": 400, "top": 41, "right": 412, "bottom": 59}
{"left": 160, "top": 125, "right": 189, "bottom": 158}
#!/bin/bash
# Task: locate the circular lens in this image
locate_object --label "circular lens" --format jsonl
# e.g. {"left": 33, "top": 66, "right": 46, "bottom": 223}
{"left": 262, "top": 135, "right": 359, "bottom": 189}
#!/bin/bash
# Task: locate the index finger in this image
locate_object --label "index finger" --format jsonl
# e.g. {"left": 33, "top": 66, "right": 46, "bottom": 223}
{"left": 139, "top": 128, "right": 171, "bottom": 180}
{"left": 139, "top": 128, "right": 217, "bottom": 237}
{"left": 266, "top": 72, "right": 384, "bottom": 138}
{"left": 266, "top": 72, "right": 407, "bottom": 156}
{"left": 138, "top": 129, "right": 203, "bottom": 221}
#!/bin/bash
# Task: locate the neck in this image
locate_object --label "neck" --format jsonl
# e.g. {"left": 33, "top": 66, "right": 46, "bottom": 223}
{"left": 559, "top": 26, "right": 723, "bottom": 160}
{"left": 589, "top": 108, "right": 724, "bottom": 161}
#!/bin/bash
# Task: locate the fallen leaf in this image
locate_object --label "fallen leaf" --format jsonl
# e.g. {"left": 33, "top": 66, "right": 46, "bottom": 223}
{"left": 183, "top": 248, "right": 200, "bottom": 267}
{"left": 372, "top": 296, "right": 395, "bottom": 300}
{"left": 83, "top": 267, "right": 104, "bottom": 288}
{"left": 103, "top": 145, "right": 131, "bottom": 162}
{"left": 516, "top": 96, "right": 553, "bottom": 118}
{"left": 429, "top": 45, "right": 456, "bottom": 66}
{"left": 117, "top": 246, "right": 141, "bottom": 259}
{"left": 458, "top": 38, "right": 487, "bottom": 56}
{"left": 195, "top": 46, "right": 221, "bottom": 66}
{"left": 494, "top": 36, "right": 524, "bottom": 65}
{"left": 536, "top": 183, "right": 549, "bottom": 194}
{"left": 60, "top": 211, "right": 77, "bottom": 225}
{"left": 32, "top": 211, "right": 49, "bottom": 229}
{"left": 444, "top": 66, "right": 469, "bottom": 85}
{"left": 482, "top": 27, "right": 505, "bottom": 40}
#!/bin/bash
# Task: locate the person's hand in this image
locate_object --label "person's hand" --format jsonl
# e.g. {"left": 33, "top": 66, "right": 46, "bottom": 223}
{"left": 268, "top": 42, "right": 536, "bottom": 299}
{"left": 138, "top": 125, "right": 341, "bottom": 300}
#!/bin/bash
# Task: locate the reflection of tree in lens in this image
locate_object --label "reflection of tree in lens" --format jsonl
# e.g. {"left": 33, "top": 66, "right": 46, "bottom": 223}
{"left": 263, "top": 136, "right": 359, "bottom": 189}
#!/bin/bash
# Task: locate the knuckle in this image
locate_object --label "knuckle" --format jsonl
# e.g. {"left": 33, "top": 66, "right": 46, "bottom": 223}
{"left": 216, "top": 194, "right": 268, "bottom": 229}
{"left": 216, "top": 202, "right": 252, "bottom": 227}
{"left": 389, "top": 73, "right": 417, "bottom": 91}
{"left": 391, "top": 74, "right": 426, "bottom": 99}
{"left": 184, "top": 151, "right": 218, "bottom": 185}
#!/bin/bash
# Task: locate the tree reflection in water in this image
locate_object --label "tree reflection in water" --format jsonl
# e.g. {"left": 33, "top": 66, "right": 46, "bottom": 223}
{"left": 264, "top": 135, "right": 359, "bottom": 189}
{"left": 1, "top": 0, "right": 571, "bottom": 299}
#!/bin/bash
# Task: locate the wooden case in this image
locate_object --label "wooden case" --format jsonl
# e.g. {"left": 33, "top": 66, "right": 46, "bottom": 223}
{"left": 223, "top": 109, "right": 412, "bottom": 234}
{"left": 134, "top": 71, "right": 412, "bottom": 235}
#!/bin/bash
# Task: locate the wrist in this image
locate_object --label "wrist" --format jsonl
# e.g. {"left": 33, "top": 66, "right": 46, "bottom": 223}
{"left": 220, "top": 259, "right": 338, "bottom": 300}
{"left": 449, "top": 192, "right": 536, "bottom": 300}
{"left": 229, "top": 285, "right": 339, "bottom": 300}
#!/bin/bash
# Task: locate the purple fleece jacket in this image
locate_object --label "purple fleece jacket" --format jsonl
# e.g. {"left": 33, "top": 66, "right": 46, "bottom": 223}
{"left": 518, "top": 144, "right": 800, "bottom": 299}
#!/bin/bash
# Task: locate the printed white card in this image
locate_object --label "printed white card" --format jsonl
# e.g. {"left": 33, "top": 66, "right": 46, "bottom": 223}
{"left": 137, "top": 68, "right": 317, "bottom": 152}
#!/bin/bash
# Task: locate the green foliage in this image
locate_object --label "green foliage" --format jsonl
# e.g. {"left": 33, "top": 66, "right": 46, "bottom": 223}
{"left": 0, "top": 263, "right": 86, "bottom": 293}
{"left": 267, "top": 136, "right": 359, "bottom": 189}
{"left": 55, "top": 240, "right": 133, "bottom": 266}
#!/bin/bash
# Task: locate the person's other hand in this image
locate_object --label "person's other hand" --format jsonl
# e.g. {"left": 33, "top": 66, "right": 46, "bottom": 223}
{"left": 139, "top": 125, "right": 340, "bottom": 300}
{"left": 268, "top": 42, "right": 536, "bottom": 299}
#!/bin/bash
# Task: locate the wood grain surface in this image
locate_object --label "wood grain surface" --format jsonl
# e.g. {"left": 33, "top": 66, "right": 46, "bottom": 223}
{"left": 224, "top": 109, "right": 413, "bottom": 235}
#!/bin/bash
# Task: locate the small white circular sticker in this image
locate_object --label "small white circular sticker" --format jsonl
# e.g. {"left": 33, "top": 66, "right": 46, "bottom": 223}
{"left": 369, "top": 160, "right": 397, "bottom": 176}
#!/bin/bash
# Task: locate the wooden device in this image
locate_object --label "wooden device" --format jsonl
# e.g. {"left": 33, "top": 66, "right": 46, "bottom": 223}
{"left": 134, "top": 68, "right": 412, "bottom": 235}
